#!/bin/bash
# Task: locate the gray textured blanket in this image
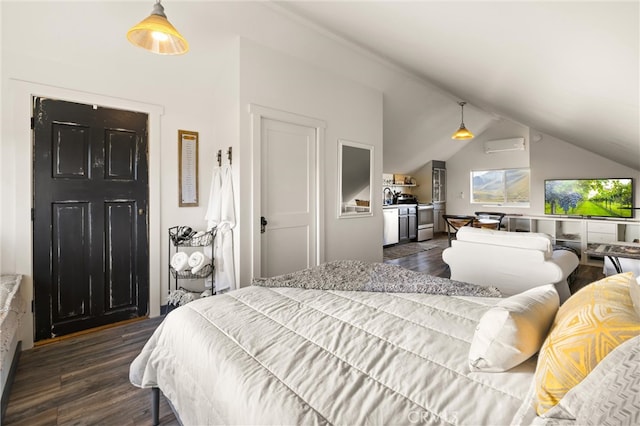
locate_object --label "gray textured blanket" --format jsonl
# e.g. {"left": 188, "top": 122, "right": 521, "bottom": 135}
{"left": 253, "top": 260, "right": 501, "bottom": 297}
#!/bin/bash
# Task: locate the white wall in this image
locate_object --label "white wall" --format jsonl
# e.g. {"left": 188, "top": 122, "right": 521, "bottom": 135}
{"left": 220, "top": 3, "right": 497, "bottom": 175}
{"left": 446, "top": 119, "right": 640, "bottom": 217}
{"left": 238, "top": 39, "right": 383, "bottom": 287}
{"left": 1, "top": 2, "right": 387, "bottom": 347}
{"left": 5, "top": 1, "right": 633, "bottom": 350}
{"left": 0, "top": 2, "right": 239, "bottom": 348}
{"left": 382, "top": 78, "right": 496, "bottom": 174}
{"left": 447, "top": 118, "right": 530, "bottom": 215}
{"left": 529, "top": 132, "right": 640, "bottom": 214}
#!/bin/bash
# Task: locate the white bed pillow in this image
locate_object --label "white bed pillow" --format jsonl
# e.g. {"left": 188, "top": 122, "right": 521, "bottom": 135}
{"left": 469, "top": 284, "right": 559, "bottom": 372}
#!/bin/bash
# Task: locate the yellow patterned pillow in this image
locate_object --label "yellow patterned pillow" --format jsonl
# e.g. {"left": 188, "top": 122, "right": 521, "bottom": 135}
{"left": 534, "top": 272, "right": 640, "bottom": 415}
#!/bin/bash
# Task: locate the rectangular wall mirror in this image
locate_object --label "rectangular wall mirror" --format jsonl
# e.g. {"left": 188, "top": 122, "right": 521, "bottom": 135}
{"left": 338, "top": 139, "right": 373, "bottom": 218}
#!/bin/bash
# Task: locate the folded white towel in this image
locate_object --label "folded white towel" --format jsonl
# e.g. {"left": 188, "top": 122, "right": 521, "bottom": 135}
{"left": 170, "top": 252, "right": 189, "bottom": 272}
{"left": 188, "top": 251, "right": 211, "bottom": 274}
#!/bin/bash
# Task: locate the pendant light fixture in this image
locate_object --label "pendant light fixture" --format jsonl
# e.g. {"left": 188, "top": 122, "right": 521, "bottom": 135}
{"left": 127, "top": 0, "right": 189, "bottom": 55}
{"left": 451, "top": 101, "right": 474, "bottom": 140}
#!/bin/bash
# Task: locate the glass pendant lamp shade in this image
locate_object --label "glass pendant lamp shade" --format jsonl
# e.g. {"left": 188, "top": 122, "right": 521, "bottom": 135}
{"left": 127, "top": 1, "right": 189, "bottom": 55}
{"left": 451, "top": 101, "right": 474, "bottom": 140}
{"left": 452, "top": 125, "right": 474, "bottom": 140}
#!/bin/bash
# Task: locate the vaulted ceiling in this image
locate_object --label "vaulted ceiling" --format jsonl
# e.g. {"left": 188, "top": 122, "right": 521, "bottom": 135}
{"left": 276, "top": 1, "right": 640, "bottom": 171}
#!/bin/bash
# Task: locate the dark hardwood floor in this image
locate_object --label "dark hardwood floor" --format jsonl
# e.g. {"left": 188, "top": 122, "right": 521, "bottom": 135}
{"left": 385, "top": 234, "right": 452, "bottom": 277}
{"left": 3, "top": 317, "right": 178, "bottom": 426}
{"left": 4, "top": 234, "right": 603, "bottom": 425}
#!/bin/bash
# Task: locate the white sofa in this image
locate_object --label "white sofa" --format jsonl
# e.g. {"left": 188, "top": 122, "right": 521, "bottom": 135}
{"left": 442, "top": 227, "right": 579, "bottom": 303}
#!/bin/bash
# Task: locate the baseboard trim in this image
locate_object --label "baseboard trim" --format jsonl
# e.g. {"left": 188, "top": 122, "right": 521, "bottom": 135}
{"left": 35, "top": 317, "right": 149, "bottom": 347}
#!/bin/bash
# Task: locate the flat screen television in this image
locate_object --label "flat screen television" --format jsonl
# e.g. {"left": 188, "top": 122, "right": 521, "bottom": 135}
{"left": 544, "top": 178, "right": 634, "bottom": 218}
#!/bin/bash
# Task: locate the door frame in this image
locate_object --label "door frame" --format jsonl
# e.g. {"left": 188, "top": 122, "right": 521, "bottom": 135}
{"left": 8, "top": 80, "right": 163, "bottom": 349}
{"left": 248, "top": 104, "right": 326, "bottom": 279}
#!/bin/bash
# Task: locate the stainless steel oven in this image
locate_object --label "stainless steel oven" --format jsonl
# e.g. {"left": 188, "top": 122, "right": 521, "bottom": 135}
{"left": 417, "top": 204, "right": 434, "bottom": 241}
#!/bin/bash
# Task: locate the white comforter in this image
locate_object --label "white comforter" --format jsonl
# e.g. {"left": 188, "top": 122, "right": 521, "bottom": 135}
{"left": 1, "top": 274, "right": 24, "bottom": 404}
{"left": 1, "top": 275, "right": 23, "bottom": 363}
{"left": 130, "top": 286, "right": 537, "bottom": 425}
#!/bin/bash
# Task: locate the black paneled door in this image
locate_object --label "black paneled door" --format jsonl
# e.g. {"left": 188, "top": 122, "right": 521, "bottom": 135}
{"left": 33, "top": 98, "right": 149, "bottom": 341}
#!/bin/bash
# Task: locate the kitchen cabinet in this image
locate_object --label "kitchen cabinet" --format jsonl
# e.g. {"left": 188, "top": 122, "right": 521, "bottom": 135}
{"left": 399, "top": 214, "right": 409, "bottom": 243}
{"left": 412, "top": 161, "right": 446, "bottom": 232}
{"left": 432, "top": 166, "right": 446, "bottom": 203}
{"left": 398, "top": 205, "right": 417, "bottom": 244}
{"left": 413, "top": 160, "right": 446, "bottom": 204}
{"left": 383, "top": 205, "right": 418, "bottom": 246}
{"left": 434, "top": 204, "right": 446, "bottom": 233}
{"left": 409, "top": 213, "right": 417, "bottom": 240}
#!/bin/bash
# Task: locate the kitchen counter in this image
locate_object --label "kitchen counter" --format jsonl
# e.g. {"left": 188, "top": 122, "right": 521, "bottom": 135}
{"left": 383, "top": 203, "right": 418, "bottom": 208}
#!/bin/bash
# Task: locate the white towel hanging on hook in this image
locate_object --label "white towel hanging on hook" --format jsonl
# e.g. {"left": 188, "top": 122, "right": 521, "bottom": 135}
{"left": 216, "top": 164, "right": 236, "bottom": 291}
{"left": 204, "top": 165, "right": 221, "bottom": 289}
{"left": 205, "top": 165, "right": 222, "bottom": 231}
{"left": 204, "top": 160, "right": 236, "bottom": 292}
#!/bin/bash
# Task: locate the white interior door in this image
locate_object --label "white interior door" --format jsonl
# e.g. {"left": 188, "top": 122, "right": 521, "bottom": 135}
{"left": 261, "top": 118, "right": 317, "bottom": 278}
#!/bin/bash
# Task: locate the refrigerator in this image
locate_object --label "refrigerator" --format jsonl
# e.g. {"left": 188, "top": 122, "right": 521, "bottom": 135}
{"left": 414, "top": 160, "right": 446, "bottom": 233}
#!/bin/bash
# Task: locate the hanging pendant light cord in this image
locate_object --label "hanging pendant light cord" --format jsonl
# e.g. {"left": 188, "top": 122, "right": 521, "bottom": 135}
{"left": 151, "top": 0, "right": 166, "bottom": 18}
{"left": 451, "top": 101, "right": 474, "bottom": 140}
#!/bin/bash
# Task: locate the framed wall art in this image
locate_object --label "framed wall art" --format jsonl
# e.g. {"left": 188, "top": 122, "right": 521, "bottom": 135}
{"left": 178, "top": 130, "right": 199, "bottom": 207}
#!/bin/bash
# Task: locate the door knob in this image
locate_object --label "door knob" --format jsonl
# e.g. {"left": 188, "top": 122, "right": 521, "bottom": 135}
{"left": 261, "top": 216, "right": 268, "bottom": 234}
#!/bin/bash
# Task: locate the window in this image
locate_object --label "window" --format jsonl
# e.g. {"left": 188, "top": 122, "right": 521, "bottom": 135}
{"left": 471, "top": 168, "right": 530, "bottom": 206}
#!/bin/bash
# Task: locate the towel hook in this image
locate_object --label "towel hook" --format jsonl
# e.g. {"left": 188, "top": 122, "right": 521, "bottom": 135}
{"left": 227, "top": 147, "right": 232, "bottom": 165}
{"left": 216, "top": 149, "right": 222, "bottom": 167}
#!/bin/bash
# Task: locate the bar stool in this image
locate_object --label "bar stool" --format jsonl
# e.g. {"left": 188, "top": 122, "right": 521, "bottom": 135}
{"left": 443, "top": 215, "right": 475, "bottom": 246}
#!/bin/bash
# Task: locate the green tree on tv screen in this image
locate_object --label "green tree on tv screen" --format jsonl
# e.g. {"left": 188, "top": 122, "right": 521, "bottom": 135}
{"left": 545, "top": 179, "right": 632, "bottom": 217}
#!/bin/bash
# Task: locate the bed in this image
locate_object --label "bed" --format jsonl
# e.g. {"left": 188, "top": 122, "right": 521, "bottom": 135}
{"left": 1, "top": 275, "right": 24, "bottom": 423}
{"left": 130, "top": 262, "right": 640, "bottom": 425}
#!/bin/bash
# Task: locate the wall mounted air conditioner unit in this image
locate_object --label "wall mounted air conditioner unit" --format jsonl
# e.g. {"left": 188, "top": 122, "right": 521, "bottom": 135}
{"left": 483, "top": 137, "right": 526, "bottom": 154}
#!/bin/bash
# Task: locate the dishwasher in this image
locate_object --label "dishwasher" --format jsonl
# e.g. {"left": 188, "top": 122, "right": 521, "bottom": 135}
{"left": 383, "top": 207, "right": 399, "bottom": 246}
